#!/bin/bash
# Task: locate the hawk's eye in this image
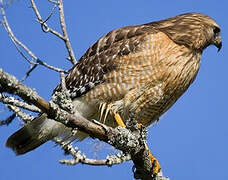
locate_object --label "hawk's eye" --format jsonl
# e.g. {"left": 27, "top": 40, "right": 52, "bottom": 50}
{"left": 213, "top": 26, "right": 220, "bottom": 37}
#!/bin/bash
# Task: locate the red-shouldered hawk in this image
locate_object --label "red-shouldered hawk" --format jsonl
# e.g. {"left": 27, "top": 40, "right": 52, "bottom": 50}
{"left": 6, "top": 13, "right": 221, "bottom": 164}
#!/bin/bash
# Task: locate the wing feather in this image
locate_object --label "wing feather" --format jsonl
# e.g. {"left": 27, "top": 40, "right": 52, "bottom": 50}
{"left": 55, "top": 24, "right": 158, "bottom": 99}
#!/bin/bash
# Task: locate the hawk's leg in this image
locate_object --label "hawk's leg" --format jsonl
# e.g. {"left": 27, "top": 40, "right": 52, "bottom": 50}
{"left": 114, "top": 113, "right": 126, "bottom": 127}
{"left": 114, "top": 113, "right": 161, "bottom": 175}
{"left": 137, "top": 123, "right": 161, "bottom": 176}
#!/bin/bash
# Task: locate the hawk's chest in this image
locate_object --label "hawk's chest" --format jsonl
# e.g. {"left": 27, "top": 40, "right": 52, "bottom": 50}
{"left": 163, "top": 51, "right": 201, "bottom": 96}
{"left": 154, "top": 51, "right": 201, "bottom": 118}
{"left": 133, "top": 50, "right": 201, "bottom": 126}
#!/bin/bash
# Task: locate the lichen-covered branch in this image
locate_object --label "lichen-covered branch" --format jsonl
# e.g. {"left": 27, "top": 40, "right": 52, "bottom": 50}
{"left": 54, "top": 137, "right": 131, "bottom": 166}
{"left": 0, "top": 104, "right": 34, "bottom": 126}
{"left": 0, "top": 68, "right": 50, "bottom": 113}
{"left": 0, "top": 68, "right": 169, "bottom": 180}
{"left": 0, "top": 93, "right": 41, "bottom": 113}
{"left": 6, "top": 105, "right": 34, "bottom": 123}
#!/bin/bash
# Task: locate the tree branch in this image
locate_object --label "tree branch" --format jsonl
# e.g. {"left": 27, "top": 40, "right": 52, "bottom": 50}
{"left": 58, "top": 0, "right": 77, "bottom": 65}
{"left": 0, "top": 4, "right": 67, "bottom": 75}
{"left": 54, "top": 137, "right": 131, "bottom": 166}
{"left": 30, "top": 0, "right": 65, "bottom": 40}
{"left": 0, "top": 113, "right": 16, "bottom": 126}
{"left": 6, "top": 104, "right": 34, "bottom": 123}
{"left": 30, "top": 0, "right": 77, "bottom": 65}
{"left": 0, "top": 68, "right": 169, "bottom": 180}
{"left": 0, "top": 2, "right": 170, "bottom": 179}
{"left": 0, "top": 68, "right": 50, "bottom": 113}
{"left": 0, "top": 93, "right": 41, "bottom": 113}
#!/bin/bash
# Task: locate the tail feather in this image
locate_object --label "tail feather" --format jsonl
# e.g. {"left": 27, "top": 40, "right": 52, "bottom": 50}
{"left": 6, "top": 125, "right": 45, "bottom": 155}
{"left": 6, "top": 114, "right": 70, "bottom": 155}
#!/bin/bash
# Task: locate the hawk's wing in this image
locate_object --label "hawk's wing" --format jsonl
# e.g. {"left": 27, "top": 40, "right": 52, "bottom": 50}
{"left": 55, "top": 24, "right": 159, "bottom": 99}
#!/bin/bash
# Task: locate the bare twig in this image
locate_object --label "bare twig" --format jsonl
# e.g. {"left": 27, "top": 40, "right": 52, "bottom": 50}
{"left": 30, "top": 0, "right": 64, "bottom": 39}
{"left": 0, "top": 93, "right": 41, "bottom": 113}
{"left": 36, "top": 59, "right": 68, "bottom": 73}
{"left": 40, "top": 3, "right": 57, "bottom": 33}
{"left": 0, "top": 113, "right": 16, "bottom": 126}
{"left": 30, "top": 0, "right": 77, "bottom": 65}
{"left": 0, "top": 5, "right": 67, "bottom": 74}
{"left": 48, "top": 0, "right": 59, "bottom": 5}
{"left": 1, "top": 6, "right": 36, "bottom": 64}
{"left": 21, "top": 64, "right": 38, "bottom": 81}
{"left": 58, "top": 0, "right": 77, "bottom": 65}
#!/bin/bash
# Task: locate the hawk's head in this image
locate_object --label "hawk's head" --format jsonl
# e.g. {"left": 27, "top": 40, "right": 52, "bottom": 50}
{"left": 153, "top": 12, "right": 222, "bottom": 52}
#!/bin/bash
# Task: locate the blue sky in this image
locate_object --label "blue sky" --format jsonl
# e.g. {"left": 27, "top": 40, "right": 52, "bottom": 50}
{"left": 0, "top": 1, "right": 227, "bottom": 180}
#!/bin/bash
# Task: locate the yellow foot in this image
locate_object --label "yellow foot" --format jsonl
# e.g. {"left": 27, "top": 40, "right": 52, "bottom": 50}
{"left": 147, "top": 146, "right": 161, "bottom": 175}
{"left": 138, "top": 123, "right": 161, "bottom": 175}
{"left": 114, "top": 113, "right": 126, "bottom": 127}
{"left": 114, "top": 115, "right": 161, "bottom": 175}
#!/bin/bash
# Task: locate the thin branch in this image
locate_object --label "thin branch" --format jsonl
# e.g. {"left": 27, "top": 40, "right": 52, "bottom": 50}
{"left": 54, "top": 137, "right": 131, "bottom": 166}
{"left": 60, "top": 72, "right": 67, "bottom": 90}
{"left": 7, "top": 105, "right": 34, "bottom": 123}
{"left": 58, "top": 0, "right": 77, "bottom": 65}
{"left": 21, "top": 64, "right": 38, "bottom": 82}
{"left": 60, "top": 152, "right": 131, "bottom": 166}
{"left": 106, "top": 153, "right": 131, "bottom": 166}
{"left": 36, "top": 59, "right": 68, "bottom": 73}
{"left": 30, "top": 0, "right": 77, "bottom": 65}
{"left": 0, "top": 5, "right": 67, "bottom": 74}
{"left": 48, "top": 0, "right": 59, "bottom": 5}
{"left": 1, "top": 6, "right": 36, "bottom": 64}
{"left": 0, "top": 93, "right": 41, "bottom": 113}
{"left": 0, "top": 113, "right": 16, "bottom": 126}
{"left": 30, "top": 0, "right": 64, "bottom": 40}
{"left": 40, "top": 3, "right": 57, "bottom": 33}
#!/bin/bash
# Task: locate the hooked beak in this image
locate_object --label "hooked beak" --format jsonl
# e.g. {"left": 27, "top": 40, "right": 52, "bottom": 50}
{"left": 214, "top": 35, "right": 222, "bottom": 52}
{"left": 216, "top": 41, "right": 222, "bottom": 52}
